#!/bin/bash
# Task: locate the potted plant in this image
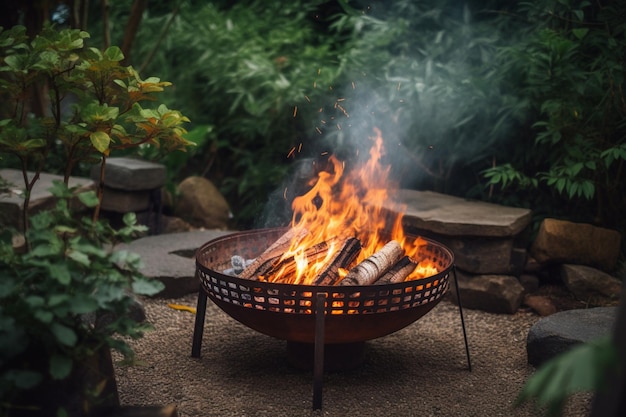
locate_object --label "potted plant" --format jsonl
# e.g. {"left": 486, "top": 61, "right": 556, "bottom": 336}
{"left": 0, "top": 25, "right": 192, "bottom": 415}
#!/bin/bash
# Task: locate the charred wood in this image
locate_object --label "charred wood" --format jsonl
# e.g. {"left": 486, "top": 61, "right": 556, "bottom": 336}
{"left": 313, "top": 237, "right": 362, "bottom": 286}
{"left": 239, "top": 227, "right": 308, "bottom": 279}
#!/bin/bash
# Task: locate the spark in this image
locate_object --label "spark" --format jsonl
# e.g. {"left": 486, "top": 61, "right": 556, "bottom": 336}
{"left": 293, "top": 106, "right": 298, "bottom": 118}
{"left": 304, "top": 95, "right": 311, "bottom": 102}
{"left": 318, "top": 107, "right": 323, "bottom": 113}
{"left": 337, "top": 98, "right": 345, "bottom": 102}
{"left": 320, "top": 120, "right": 327, "bottom": 124}
{"left": 298, "top": 143, "right": 302, "bottom": 152}
{"left": 283, "top": 187, "right": 288, "bottom": 200}
{"left": 337, "top": 104, "right": 349, "bottom": 118}
{"left": 317, "top": 68, "right": 321, "bottom": 75}
{"left": 315, "top": 127, "right": 322, "bottom": 135}
{"left": 314, "top": 81, "right": 317, "bottom": 89}
{"left": 351, "top": 82, "right": 355, "bottom": 90}
{"left": 287, "top": 146, "right": 296, "bottom": 158}
{"left": 337, "top": 123, "right": 341, "bottom": 130}
{"left": 397, "top": 82, "right": 401, "bottom": 91}
{"left": 321, "top": 151, "right": 329, "bottom": 156}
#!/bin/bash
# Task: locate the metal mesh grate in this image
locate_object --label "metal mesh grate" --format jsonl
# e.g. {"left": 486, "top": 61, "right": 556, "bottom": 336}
{"left": 196, "top": 228, "right": 452, "bottom": 316}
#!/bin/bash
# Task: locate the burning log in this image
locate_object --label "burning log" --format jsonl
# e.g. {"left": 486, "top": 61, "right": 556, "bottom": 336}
{"left": 313, "top": 237, "right": 362, "bottom": 286}
{"left": 239, "top": 227, "right": 308, "bottom": 279}
{"left": 374, "top": 256, "right": 417, "bottom": 285}
{"left": 263, "top": 240, "right": 333, "bottom": 283}
{"left": 340, "top": 240, "right": 403, "bottom": 286}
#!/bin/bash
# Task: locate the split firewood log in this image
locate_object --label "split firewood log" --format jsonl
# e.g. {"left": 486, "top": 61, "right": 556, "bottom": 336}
{"left": 262, "top": 239, "right": 333, "bottom": 283}
{"left": 340, "top": 240, "right": 404, "bottom": 286}
{"left": 313, "top": 237, "right": 362, "bottom": 286}
{"left": 239, "top": 227, "right": 308, "bottom": 279}
{"left": 374, "top": 256, "right": 417, "bottom": 285}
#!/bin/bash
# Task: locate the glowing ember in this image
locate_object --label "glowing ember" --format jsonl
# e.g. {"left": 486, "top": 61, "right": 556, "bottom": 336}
{"left": 262, "top": 127, "right": 438, "bottom": 285}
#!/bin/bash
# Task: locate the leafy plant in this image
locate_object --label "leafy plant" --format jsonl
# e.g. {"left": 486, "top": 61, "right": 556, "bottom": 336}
{"left": 482, "top": 0, "right": 626, "bottom": 232}
{"left": 0, "top": 24, "right": 190, "bottom": 415}
{"left": 0, "top": 182, "right": 164, "bottom": 414}
{"left": 0, "top": 24, "right": 192, "bottom": 231}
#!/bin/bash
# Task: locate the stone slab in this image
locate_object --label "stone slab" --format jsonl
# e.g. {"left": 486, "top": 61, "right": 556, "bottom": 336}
{"left": 115, "top": 230, "right": 234, "bottom": 298}
{"left": 386, "top": 189, "right": 532, "bottom": 238}
{"left": 100, "top": 187, "right": 152, "bottom": 213}
{"left": 526, "top": 306, "right": 617, "bottom": 366}
{"left": 0, "top": 169, "right": 94, "bottom": 230}
{"left": 92, "top": 157, "right": 166, "bottom": 191}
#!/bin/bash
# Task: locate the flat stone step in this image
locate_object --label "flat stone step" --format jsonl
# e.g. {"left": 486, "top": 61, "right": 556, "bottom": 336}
{"left": 115, "top": 230, "right": 234, "bottom": 298}
{"left": 0, "top": 168, "right": 94, "bottom": 230}
{"left": 386, "top": 189, "right": 532, "bottom": 238}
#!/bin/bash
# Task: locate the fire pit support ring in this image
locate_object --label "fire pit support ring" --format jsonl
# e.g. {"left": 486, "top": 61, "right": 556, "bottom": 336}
{"left": 191, "top": 228, "right": 471, "bottom": 411}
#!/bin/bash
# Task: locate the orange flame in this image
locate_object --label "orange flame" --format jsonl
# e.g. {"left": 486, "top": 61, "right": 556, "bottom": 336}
{"left": 271, "top": 128, "right": 436, "bottom": 284}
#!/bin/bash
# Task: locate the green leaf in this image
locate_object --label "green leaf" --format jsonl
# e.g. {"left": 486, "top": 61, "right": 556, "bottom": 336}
{"left": 90, "top": 131, "right": 111, "bottom": 153}
{"left": 67, "top": 250, "right": 90, "bottom": 266}
{"left": 34, "top": 310, "right": 54, "bottom": 324}
{"left": 132, "top": 278, "right": 164, "bottom": 296}
{"left": 123, "top": 212, "right": 138, "bottom": 227}
{"left": 572, "top": 28, "right": 588, "bottom": 39}
{"left": 50, "top": 323, "right": 77, "bottom": 347}
{"left": 103, "top": 46, "right": 124, "bottom": 62}
{"left": 49, "top": 263, "right": 71, "bottom": 285}
{"left": 49, "top": 354, "right": 73, "bottom": 379}
{"left": 69, "top": 297, "right": 98, "bottom": 315}
{"left": 48, "top": 293, "right": 70, "bottom": 307}
{"left": 77, "top": 190, "right": 100, "bottom": 208}
{"left": 25, "top": 295, "right": 46, "bottom": 308}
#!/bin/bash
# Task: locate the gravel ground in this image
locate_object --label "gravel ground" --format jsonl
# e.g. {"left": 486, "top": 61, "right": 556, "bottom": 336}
{"left": 113, "top": 293, "right": 593, "bottom": 417}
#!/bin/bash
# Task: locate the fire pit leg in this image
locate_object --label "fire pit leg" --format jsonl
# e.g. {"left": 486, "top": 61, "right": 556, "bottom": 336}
{"left": 191, "top": 285, "right": 208, "bottom": 358}
{"left": 452, "top": 266, "right": 472, "bottom": 372}
{"left": 312, "top": 292, "right": 326, "bottom": 411}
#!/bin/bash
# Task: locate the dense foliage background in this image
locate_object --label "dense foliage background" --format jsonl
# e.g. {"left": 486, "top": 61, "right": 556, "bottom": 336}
{"left": 2, "top": 0, "right": 625, "bottom": 242}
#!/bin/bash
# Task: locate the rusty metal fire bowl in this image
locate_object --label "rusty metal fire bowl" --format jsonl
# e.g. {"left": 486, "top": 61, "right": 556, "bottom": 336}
{"left": 194, "top": 227, "right": 454, "bottom": 345}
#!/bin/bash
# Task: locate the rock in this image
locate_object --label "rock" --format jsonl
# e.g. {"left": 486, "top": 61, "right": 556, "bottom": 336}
{"left": 436, "top": 236, "right": 522, "bottom": 275}
{"left": 450, "top": 271, "right": 525, "bottom": 314}
{"left": 114, "top": 230, "right": 234, "bottom": 298}
{"left": 93, "top": 157, "right": 166, "bottom": 191}
{"left": 0, "top": 169, "right": 94, "bottom": 230}
{"left": 390, "top": 189, "right": 532, "bottom": 237}
{"left": 523, "top": 294, "right": 557, "bottom": 317}
{"left": 385, "top": 190, "right": 532, "bottom": 274}
{"left": 526, "top": 307, "right": 617, "bottom": 366}
{"left": 100, "top": 187, "right": 154, "bottom": 212}
{"left": 560, "top": 264, "right": 622, "bottom": 303}
{"left": 159, "top": 215, "right": 196, "bottom": 234}
{"left": 530, "top": 218, "right": 622, "bottom": 271}
{"left": 175, "top": 176, "right": 231, "bottom": 230}
{"left": 519, "top": 274, "right": 540, "bottom": 293}
{"left": 93, "top": 158, "right": 166, "bottom": 215}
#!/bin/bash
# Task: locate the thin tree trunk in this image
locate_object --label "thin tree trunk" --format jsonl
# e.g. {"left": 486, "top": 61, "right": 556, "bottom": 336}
{"left": 121, "top": 0, "right": 148, "bottom": 65}
{"left": 102, "top": 0, "right": 111, "bottom": 49}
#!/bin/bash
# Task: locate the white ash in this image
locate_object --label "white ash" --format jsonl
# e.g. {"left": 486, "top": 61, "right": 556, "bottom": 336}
{"left": 222, "top": 255, "right": 254, "bottom": 276}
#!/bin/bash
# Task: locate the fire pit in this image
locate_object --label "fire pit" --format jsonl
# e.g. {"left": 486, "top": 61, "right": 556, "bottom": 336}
{"left": 193, "top": 227, "right": 453, "bottom": 345}
{"left": 190, "top": 129, "right": 470, "bottom": 409}
{"left": 191, "top": 227, "right": 470, "bottom": 408}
